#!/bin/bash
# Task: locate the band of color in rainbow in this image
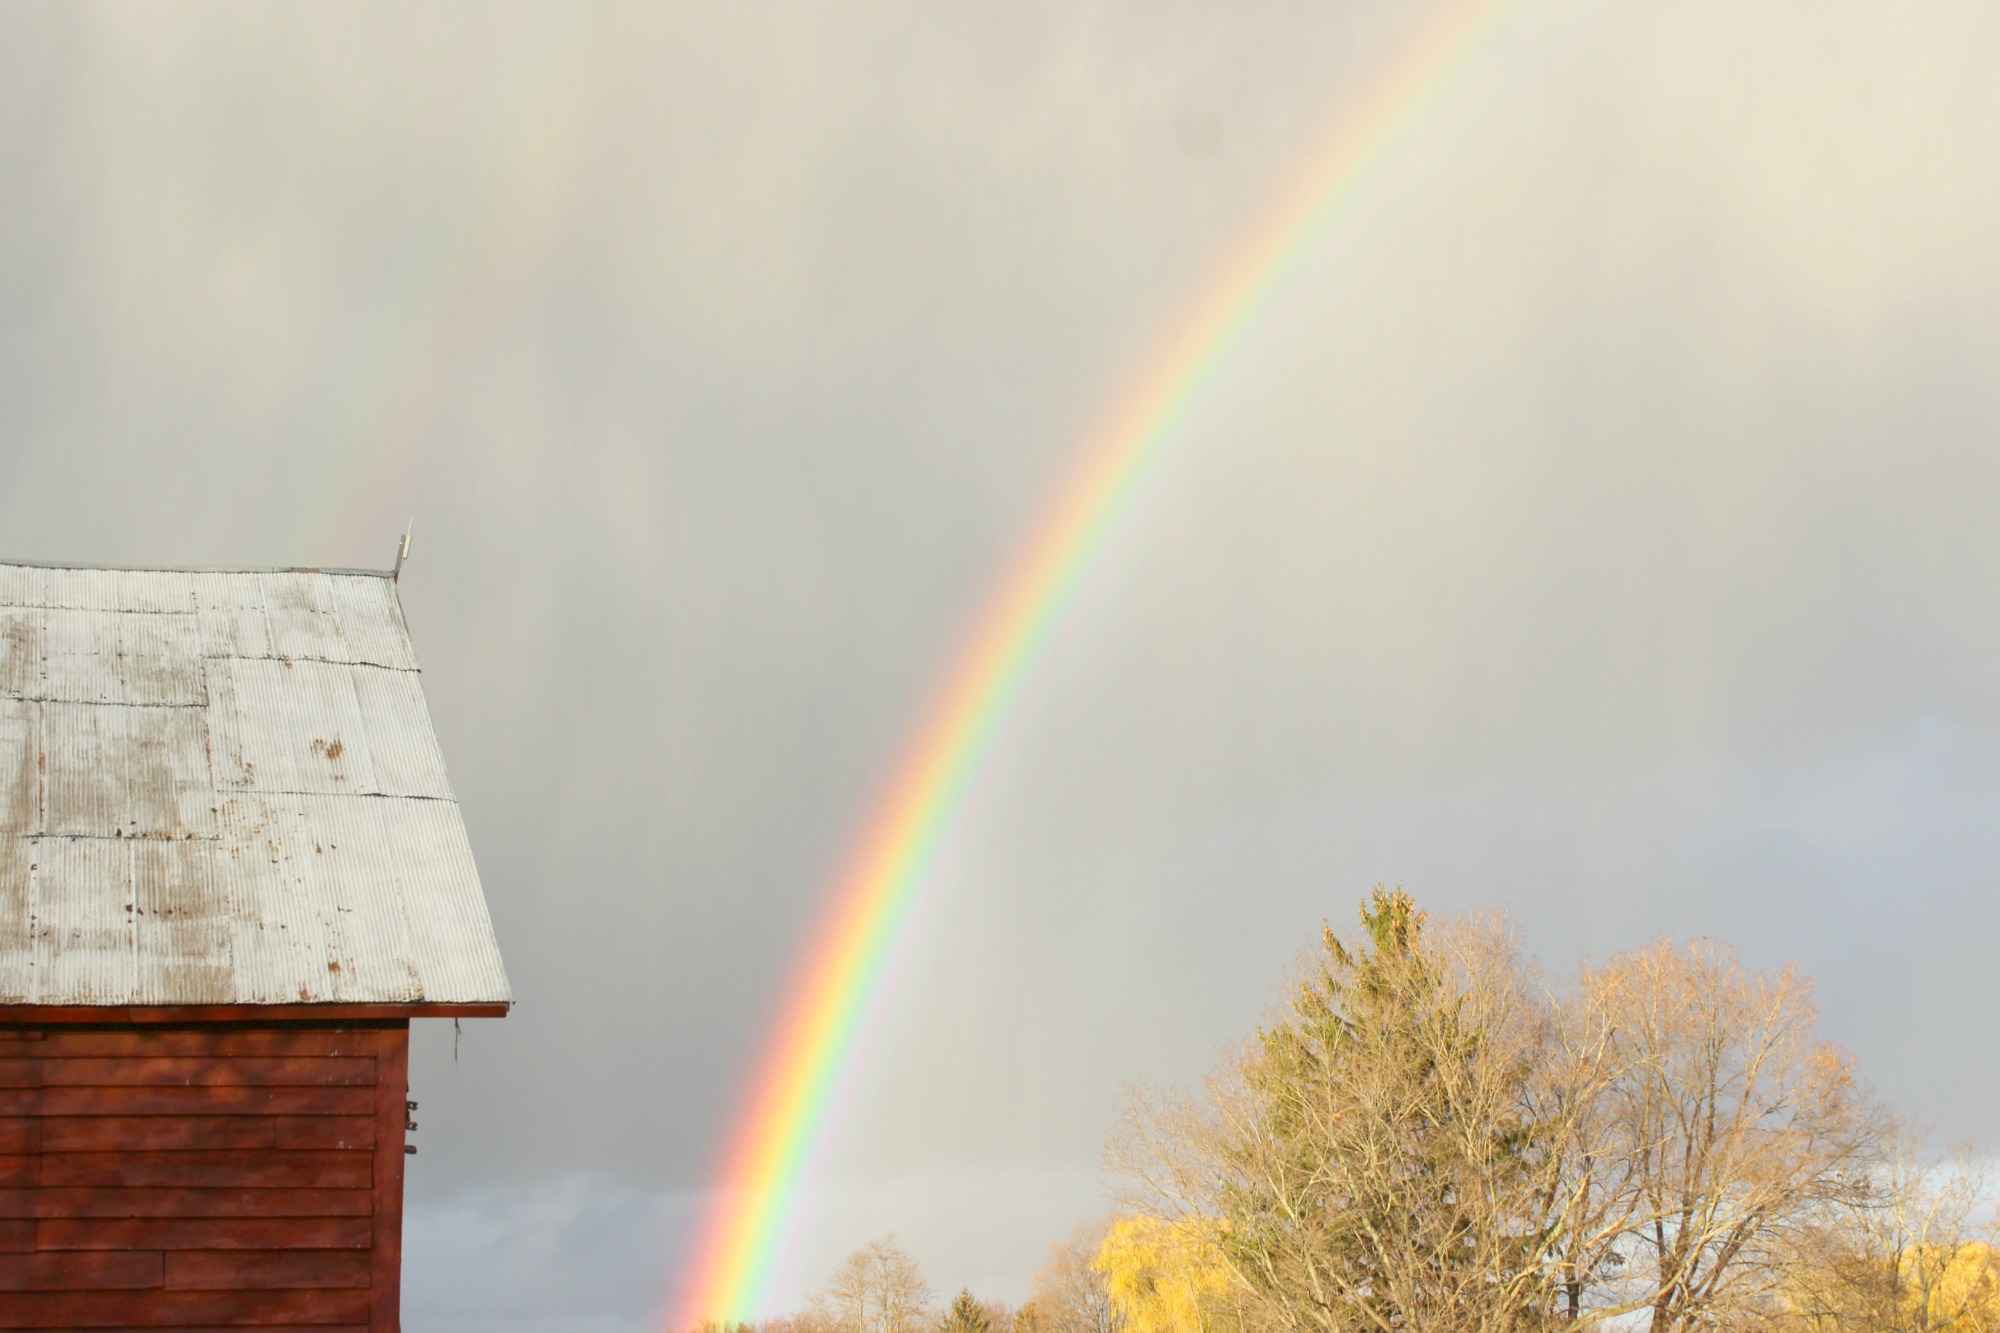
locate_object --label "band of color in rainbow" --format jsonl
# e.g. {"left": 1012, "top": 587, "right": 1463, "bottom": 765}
{"left": 673, "top": 0, "right": 1516, "bottom": 1324}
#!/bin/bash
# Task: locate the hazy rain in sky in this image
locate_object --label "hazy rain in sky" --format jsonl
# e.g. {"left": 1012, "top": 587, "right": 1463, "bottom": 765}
{"left": 4, "top": 2, "right": 2000, "bottom": 1329}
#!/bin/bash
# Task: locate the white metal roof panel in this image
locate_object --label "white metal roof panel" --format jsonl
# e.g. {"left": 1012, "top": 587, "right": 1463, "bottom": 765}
{"left": 327, "top": 576, "right": 420, "bottom": 671}
{"left": 0, "top": 610, "right": 40, "bottom": 698}
{"left": 0, "top": 561, "right": 510, "bottom": 1008}
{"left": 132, "top": 839, "right": 233, "bottom": 1006}
{"left": 0, "top": 835, "right": 30, "bottom": 1000}
{"left": 44, "top": 701, "right": 216, "bottom": 839}
{"left": 0, "top": 565, "right": 43, "bottom": 609}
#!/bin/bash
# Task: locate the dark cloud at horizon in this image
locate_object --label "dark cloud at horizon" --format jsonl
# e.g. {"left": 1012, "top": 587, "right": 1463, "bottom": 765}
{"left": 4, "top": 2, "right": 2000, "bottom": 1327}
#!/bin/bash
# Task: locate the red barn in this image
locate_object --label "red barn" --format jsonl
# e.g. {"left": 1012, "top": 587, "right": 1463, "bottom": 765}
{"left": 0, "top": 559, "right": 511, "bottom": 1330}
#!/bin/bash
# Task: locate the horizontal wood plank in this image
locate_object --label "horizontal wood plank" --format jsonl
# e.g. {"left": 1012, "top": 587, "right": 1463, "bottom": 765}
{"left": 276, "top": 1117, "right": 374, "bottom": 1150}
{"left": 38, "top": 1117, "right": 276, "bottom": 1151}
{"left": 0, "top": 1285, "right": 371, "bottom": 1325}
{"left": 0, "top": 1250, "right": 163, "bottom": 1290}
{"left": 0, "top": 1187, "right": 373, "bottom": 1218}
{"left": 36, "top": 1216, "right": 371, "bottom": 1251}
{"left": 0, "top": 1219, "right": 30, "bottom": 1252}
{"left": 0, "top": 1154, "right": 32, "bottom": 1187}
{"left": 166, "top": 1247, "right": 371, "bottom": 1290}
{"left": 83, "top": 1320, "right": 368, "bottom": 1328}
{"left": 93, "top": 1320, "right": 372, "bottom": 1328}
{"left": 40, "top": 1150, "right": 371, "bottom": 1190}
{"left": 0, "top": 1060, "right": 37, "bottom": 1089}
{"left": 0, "top": 1085, "right": 375, "bottom": 1116}
{"left": 0, "top": 1030, "right": 390, "bottom": 1059}
{"left": 36, "top": 1057, "right": 378, "bottom": 1088}
{"left": 0, "top": 1119, "right": 35, "bottom": 1152}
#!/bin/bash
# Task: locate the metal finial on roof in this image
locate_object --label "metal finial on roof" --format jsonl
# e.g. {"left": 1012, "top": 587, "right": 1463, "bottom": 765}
{"left": 393, "top": 522, "right": 413, "bottom": 581}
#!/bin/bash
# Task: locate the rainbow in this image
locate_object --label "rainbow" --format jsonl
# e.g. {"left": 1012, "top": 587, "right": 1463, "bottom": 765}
{"left": 673, "top": 0, "right": 1523, "bottom": 1323}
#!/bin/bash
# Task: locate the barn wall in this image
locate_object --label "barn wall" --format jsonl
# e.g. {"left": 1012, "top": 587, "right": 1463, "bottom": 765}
{"left": 0, "top": 1021, "right": 409, "bottom": 1330}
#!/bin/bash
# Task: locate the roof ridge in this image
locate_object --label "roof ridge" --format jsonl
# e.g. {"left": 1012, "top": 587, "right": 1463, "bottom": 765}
{"left": 0, "top": 559, "right": 396, "bottom": 578}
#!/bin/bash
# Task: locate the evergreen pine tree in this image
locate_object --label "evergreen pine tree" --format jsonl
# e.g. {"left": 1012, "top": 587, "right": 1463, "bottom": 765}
{"left": 939, "top": 1289, "right": 991, "bottom": 1333}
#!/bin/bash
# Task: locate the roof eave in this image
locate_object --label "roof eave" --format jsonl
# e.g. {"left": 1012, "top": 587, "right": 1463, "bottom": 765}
{"left": 0, "top": 1002, "right": 511, "bottom": 1025}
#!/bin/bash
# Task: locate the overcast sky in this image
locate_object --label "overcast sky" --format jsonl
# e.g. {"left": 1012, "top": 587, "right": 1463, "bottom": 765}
{"left": 6, "top": 3, "right": 2000, "bottom": 1330}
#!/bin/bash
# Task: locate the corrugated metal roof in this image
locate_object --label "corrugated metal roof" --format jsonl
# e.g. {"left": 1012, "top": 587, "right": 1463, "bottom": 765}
{"left": 0, "top": 562, "right": 511, "bottom": 1007}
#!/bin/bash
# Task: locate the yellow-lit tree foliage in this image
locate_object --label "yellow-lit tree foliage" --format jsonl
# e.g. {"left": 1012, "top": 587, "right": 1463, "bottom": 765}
{"left": 1785, "top": 1239, "right": 2000, "bottom": 1332}
{"left": 1093, "top": 1216, "right": 1233, "bottom": 1333}
{"left": 1779, "top": 1136, "right": 2000, "bottom": 1333}
{"left": 1908, "top": 1242, "right": 2000, "bottom": 1331}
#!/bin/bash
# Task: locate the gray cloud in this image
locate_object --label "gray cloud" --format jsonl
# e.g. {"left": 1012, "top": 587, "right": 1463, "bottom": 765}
{"left": 5, "top": 1, "right": 2000, "bottom": 1326}
{"left": 403, "top": 1177, "right": 699, "bottom": 1333}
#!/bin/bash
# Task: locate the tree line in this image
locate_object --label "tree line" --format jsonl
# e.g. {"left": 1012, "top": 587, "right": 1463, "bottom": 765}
{"left": 703, "top": 889, "right": 1999, "bottom": 1333}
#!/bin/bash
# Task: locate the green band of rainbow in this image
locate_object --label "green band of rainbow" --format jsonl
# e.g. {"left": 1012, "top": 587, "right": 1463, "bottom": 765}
{"left": 672, "top": 1, "right": 1518, "bottom": 1322}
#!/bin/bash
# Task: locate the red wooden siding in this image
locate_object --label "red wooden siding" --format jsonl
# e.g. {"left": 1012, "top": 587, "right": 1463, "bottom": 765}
{"left": 0, "top": 1023, "right": 409, "bottom": 1330}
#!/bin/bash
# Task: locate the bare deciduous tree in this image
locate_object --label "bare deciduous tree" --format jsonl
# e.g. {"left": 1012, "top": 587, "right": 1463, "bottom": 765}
{"left": 762, "top": 1310, "right": 844, "bottom": 1333}
{"left": 815, "top": 1236, "right": 935, "bottom": 1333}
{"left": 1030, "top": 1217, "right": 1122, "bottom": 1333}
{"left": 1584, "top": 939, "right": 1885, "bottom": 1331}
{"left": 1778, "top": 1127, "right": 2000, "bottom": 1332}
